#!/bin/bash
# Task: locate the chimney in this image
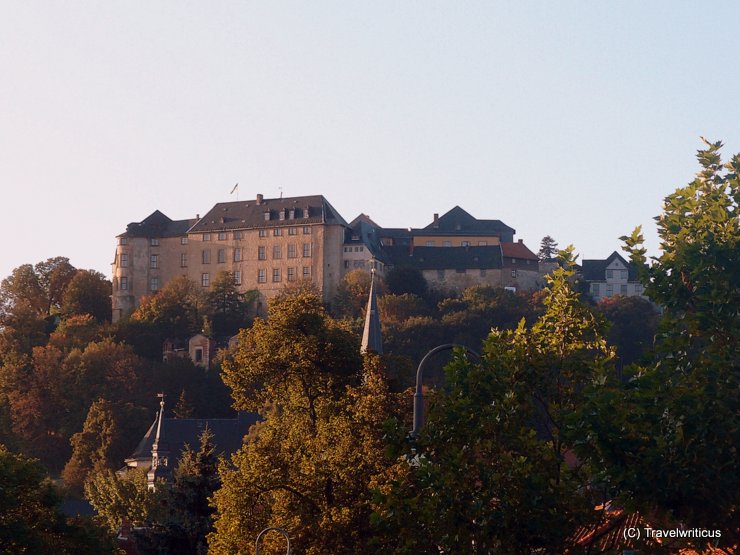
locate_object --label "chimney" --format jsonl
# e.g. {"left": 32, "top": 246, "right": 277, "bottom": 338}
{"left": 256, "top": 194, "right": 263, "bottom": 205}
{"left": 518, "top": 239, "right": 523, "bottom": 243}
{"left": 433, "top": 213, "right": 439, "bottom": 228}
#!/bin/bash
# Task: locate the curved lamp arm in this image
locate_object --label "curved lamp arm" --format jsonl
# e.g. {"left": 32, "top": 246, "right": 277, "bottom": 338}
{"left": 411, "top": 343, "right": 480, "bottom": 437}
{"left": 255, "top": 527, "right": 291, "bottom": 555}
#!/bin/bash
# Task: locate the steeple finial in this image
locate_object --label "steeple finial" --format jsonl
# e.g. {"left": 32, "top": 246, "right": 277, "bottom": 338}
{"left": 361, "top": 268, "right": 383, "bottom": 355}
{"left": 148, "top": 393, "right": 171, "bottom": 490}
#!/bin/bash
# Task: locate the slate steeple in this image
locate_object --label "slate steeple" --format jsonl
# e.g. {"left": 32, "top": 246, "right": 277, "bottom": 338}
{"left": 361, "top": 269, "right": 383, "bottom": 355}
{"left": 147, "top": 393, "right": 171, "bottom": 490}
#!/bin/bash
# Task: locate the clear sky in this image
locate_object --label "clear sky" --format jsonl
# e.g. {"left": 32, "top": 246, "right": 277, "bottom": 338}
{"left": 1, "top": 2, "right": 738, "bottom": 281}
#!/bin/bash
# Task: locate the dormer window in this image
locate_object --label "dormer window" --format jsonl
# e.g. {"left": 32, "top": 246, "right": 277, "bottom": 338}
{"left": 264, "top": 211, "right": 271, "bottom": 221}
{"left": 303, "top": 208, "right": 310, "bottom": 218}
{"left": 288, "top": 209, "right": 295, "bottom": 219}
{"left": 279, "top": 210, "right": 286, "bottom": 221}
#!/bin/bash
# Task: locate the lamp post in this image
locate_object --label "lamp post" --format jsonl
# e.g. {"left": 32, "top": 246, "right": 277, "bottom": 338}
{"left": 411, "top": 343, "right": 480, "bottom": 437}
{"left": 255, "top": 527, "right": 291, "bottom": 554}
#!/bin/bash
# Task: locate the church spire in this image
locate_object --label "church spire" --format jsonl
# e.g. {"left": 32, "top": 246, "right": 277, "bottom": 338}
{"left": 361, "top": 268, "right": 383, "bottom": 355}
{"left": 147, "top": 393, "right": 171, "bottom": 490}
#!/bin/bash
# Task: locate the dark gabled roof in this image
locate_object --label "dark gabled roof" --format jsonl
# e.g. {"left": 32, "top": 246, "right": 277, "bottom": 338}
{"left": 348, "top": 213, "right": 381, "bottom": 228}
{"left": 383, "top": 245, "right": 503, "bottom": 271}
{"left": 581, "top": 251, "right": 638, "bottom": 281}
{"left": 501, "top": 241, "right": 538, "bottom": 260}
{"left": 126, "top": 412, "right": 260, "bottom": 463}
{"left": 421, "top": 206, "right": 515, "bottom": 237}
{"left": 121, "top": 210, "right": 196, "bottom": 238}
{"left": 345, "top": 218, "right": 388, "bottom": 261}
{"left": 187, "top": 195, "right": 348, "bottom": 233}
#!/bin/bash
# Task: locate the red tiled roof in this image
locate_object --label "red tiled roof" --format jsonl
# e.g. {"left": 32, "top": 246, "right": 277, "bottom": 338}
{"left": 501, "top": 240, "right": 538, "bottom": 260}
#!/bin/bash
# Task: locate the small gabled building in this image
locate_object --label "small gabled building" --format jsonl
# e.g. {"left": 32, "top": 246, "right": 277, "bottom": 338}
{"left": 581, "top": 251, "right": 645, "bottom": 301}
{"left": 501, "top": 240, "right": 541, "bottom": 291}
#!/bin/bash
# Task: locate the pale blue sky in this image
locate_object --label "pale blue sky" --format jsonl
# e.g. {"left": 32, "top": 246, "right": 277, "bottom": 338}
{"left": 1, "top": 2, "right": 738, "bottom": 281}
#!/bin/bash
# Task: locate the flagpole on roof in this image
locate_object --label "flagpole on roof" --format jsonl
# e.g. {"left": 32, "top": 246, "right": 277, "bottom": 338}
{"left": 230, "top": 183, "right": 239, "bottom": 200}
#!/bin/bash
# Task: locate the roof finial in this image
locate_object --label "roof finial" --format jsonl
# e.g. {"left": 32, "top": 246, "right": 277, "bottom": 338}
{"left": 361, "top": 267, "right": 383, "bottom": 355}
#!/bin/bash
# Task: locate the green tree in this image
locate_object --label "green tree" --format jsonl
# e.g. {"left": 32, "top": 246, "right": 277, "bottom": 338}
{"left": 61, "top": 270, "right": 112, "bottom": 323}
{"left": 210, "top": 355, "right": 400, "bottom": 555}
{"left": 384, "top": 266, "right": 428, "bottom": 297}
{"left": 204, "top": 271, "right": 255, "bottom": 337}
{"left": 372, "top": 249, "right": 612, "bottom": 554}
{"left": 537, "top": 235, "right": 559, "bottom": 260}
{"left": 580, "top": 139, "right": 739, "bottom": 548}
{"left": 131, "top": 275, "right": 205, "bottom": 339}
{"left": 0, "top": 444, "right": 115, "bottom": 554}
{"left": 595, "top": 295, "right": 659, "bottom": 370}
{"left": 62, "top": 399, "right": 150, "bottom": 493}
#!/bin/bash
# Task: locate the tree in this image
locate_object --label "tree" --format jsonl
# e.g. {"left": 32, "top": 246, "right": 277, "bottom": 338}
{"left": 85, "top": 468, "right": 163, "bottom": 532}
{"left": 220, "top": 285, "right": 362, "bottom": 415}
{"left": 61, "top": 270, "right": 112, "bottom": 323}
{"left": 595, "top": 295, "right": 659, "bottom": 370}
{"left": 581, "top": 139, "right": 739, "bottom": 548}
{"left": 0, "top": 257, "right": 76, "bottom": 319}
{"left": 0, "top": 444, "right": 115, "bottom": 554}
{"left": 384, "top": 266, "right": 428, "bottom": 297}
{"left": 204, "top": 271, "right": 255, "bottom": 337}
{"left": 372, "top": 248, "right": 613, "bottom": 553}
{"left": 333, "top": 269, "right": 374, "bottom": 318}
{"left": 62, "top": 399, "right": 150, "bottom": 493}
{"left": 131, "top": 275, "right": 205, "bottom": 340}
{"left": 537, "top": 235, "right": 559, "bottom": 260}
{"left": 210, "top": 355, "right": 400, "bottom": 554}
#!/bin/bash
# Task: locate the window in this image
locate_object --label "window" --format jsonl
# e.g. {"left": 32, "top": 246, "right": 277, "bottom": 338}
{"left": 150, "top": 238, "right": 160, "bottom": 247}
{"left": 279, "top": 210, "right": 285, "bottom": 221}
{"left": 426, "top": 241, "right": 434, "bottom": 246}
{"left": 217, "top": 249, "right": 226, "bottom": 263}
{"left": 621, "top": 270, "right": 629, "bottom": 280}
{"left": 620, "top": 284, "right": 628, "bottom": 294}
{"left": 288, "top": 227, "right": 297, "bottom": 235}
{"left": 353, "top": 260, "right": 365, "bottom": 268}
{"left": 202, "top": 250, "right": 211, "bottom": 264}
{"left": 180, "top": 253, "right": 187, "bottom": 268}
{"left": 203, "top": 233, "right": 211, "bottom": 241}
{"left": 181, "top": 237, "right": 188, "bottom": 245}
{"left": 606, "top": 284, "right": 613, "bottom": 296}
{"left": 302, "top": 266, "right": 311, "bottom": 279}
{"left": 119, "top": 237, "right": 128, "bottom": 246}
{"left": 201, "top": 273, "right": 210, "bottom": 287}
{"left": 120, "top": 276, "right": 128, "bottom": 290}
{"left": 234, "top": 248, "right": 242, "bottom": 262}
{"left": 257, "top": 269, "right": 266, "bottom": 283}
{"left": 194, "top": 348, "right": 203, "bottom": 363}
{"left": 273, "top": 228, "right": 282, "bottom": 236}
{"left": 150, "top": 277, "right": 159, "bottom": 291}
{"left": 606, "top": 269, "right": 613, "bottom": 279}
{"left": 303, "top": 209, "right": 310, "bottom": 219}
{"left": 218, "top": 232, "right": 227, "bottom": 241}
{"left": 120, "top": 253, "right": 129, "bottom": 267}
{"left": 302, "top": 243, "right": 311, "bottom": 257}
{"left": 635, "top": 284, "right": 644, "bottom": 294}
{"left": 512, "top": 258, "right": 517, "bottom": 264}
{"left": 272, "top": 245, "right": 282, "bottom": 259}
{"left": 592, "top": 283, "right": 601, "bottom": 296}
{"left": 234, "top": 230, "right": 242, "bottom": 240}
{"left": 437, "top": 270, "right": 445, "bottom": 281}
{"left": 258, "top": 246, "right": 266, "bottom": 260}
{"left": 478, "top": 241, "right": 487, "bottom": 246}
{"left": 344, "top": 260, "right": 350, "bottom": 268}
{"left": 461, "top": 241, "right": 470, "bottom": 247}
{"left": 288, "top": 244, "right": 297, "bottom": 258}
{"left": 303, "top": 226, "right": 311, "bottom": 234}
{"left": 264, "top": 211, "right": 270, "bottom": 221}
{"left": 443, "top": 241, "right": 451, "bottom": 247}
{"left": 354, "top": 246, "right": 360, "bottom": 252}
{"left": 259, "top": 229, "right": 267, "bottom": 238}
{"left": 287, "top": 267, "right": 296, "bottom": 281}
{"left": 150, "top": 255, "right": 158, "bottom": 269}
{"left": 234, "top": 271, "right": 242, "bottom": 285}
{"left": 511, "top": 269, "right": 518, "bottom": 278}
{"left": 272, "top": 268, "right": 281, "bottom": 282}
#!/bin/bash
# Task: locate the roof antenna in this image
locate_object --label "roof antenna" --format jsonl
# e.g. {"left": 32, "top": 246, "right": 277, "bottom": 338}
{"left": 279, "top": 186, "right": 283, "bottom": 199}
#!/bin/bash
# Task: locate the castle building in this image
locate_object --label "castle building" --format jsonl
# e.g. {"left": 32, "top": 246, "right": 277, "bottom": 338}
{"left": 112, "top": 195, "right": 543, "bottom": 322}
{"left": 112, "top": 194, "right": 347, "bottom": 321}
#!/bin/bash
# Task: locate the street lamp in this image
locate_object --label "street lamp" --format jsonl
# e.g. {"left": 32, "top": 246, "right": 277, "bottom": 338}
{"left": 411, "top": 343, "right": 480, "bottom": 437}
{"left": 255, "top": 527, "right": 291, "bottom": 554}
